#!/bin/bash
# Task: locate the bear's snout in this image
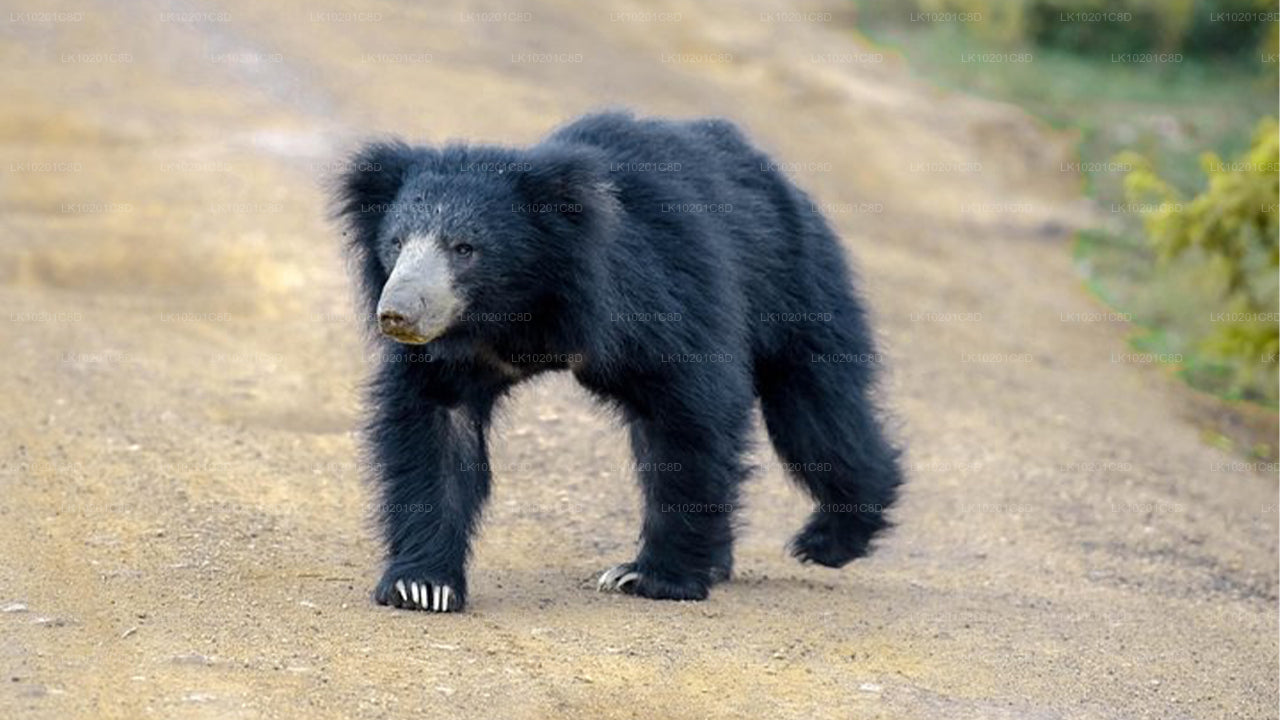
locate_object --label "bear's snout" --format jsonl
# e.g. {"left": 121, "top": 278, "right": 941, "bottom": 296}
{"left": 377, "top": 308, "right": 418, "bottom": 339}
{"left": 375, "top": 235, "right": 462, "bottom": 344}
{"left": 376, "top": 295, "right": 457, "bottom": 345}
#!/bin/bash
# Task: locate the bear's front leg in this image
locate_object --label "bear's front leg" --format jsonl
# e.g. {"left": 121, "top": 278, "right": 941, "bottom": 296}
{"left": 599, "top": 379, "right": 752, "bottom": 601}
{"left": 366, "top": 364, "right": 499, "bottom": 613}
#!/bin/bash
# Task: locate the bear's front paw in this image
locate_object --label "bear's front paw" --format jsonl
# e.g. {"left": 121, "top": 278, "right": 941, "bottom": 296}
{"left": 597, "top": 562, "right": 709, "bottom": 601}
{"left": 375, "top": 569, "right": 464, "bottom": 613}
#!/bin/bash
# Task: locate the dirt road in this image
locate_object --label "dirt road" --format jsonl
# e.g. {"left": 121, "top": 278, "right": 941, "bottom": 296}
{"left": 1, "top": 1, "right": 1276, "bottom": 718}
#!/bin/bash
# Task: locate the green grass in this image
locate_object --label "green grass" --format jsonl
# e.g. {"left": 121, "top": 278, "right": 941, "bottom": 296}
{"left": 856, "top": 21, "right": 1273, "bottom": 203}
{"left": 853, "top": 15, "right": 1278, "bottom": 409}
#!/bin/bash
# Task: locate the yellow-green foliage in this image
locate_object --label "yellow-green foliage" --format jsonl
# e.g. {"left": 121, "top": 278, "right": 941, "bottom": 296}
{"left": 1118, "top": 118, "right": 1279, "bottom": 401}
{"left": 883, "top": 0, "right": 1271, "bottom": 55}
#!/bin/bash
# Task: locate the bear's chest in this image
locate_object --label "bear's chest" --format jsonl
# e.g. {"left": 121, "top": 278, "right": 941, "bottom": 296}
{"left": 471, "top": 343, "right": 582, "bottom": 382}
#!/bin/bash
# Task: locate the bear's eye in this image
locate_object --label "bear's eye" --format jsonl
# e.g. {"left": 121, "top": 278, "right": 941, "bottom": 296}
{"left": 390, "top": 236, "right": 403, "bottom": 250}
{"left": 454, "top": 243, "right": 474, "bottom": 257}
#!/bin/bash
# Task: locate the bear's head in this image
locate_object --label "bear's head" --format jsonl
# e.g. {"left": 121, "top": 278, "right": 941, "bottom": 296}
{"left": 335, "top": 141, "right": 617, "bottom": 346}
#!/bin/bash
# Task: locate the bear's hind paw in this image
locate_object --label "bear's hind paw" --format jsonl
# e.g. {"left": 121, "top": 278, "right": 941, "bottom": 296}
{"left": 597, "top": 563, "right": 642, "bottom": 592}
{"left": 597, "top": 562, "right": 709, "bottom": 601}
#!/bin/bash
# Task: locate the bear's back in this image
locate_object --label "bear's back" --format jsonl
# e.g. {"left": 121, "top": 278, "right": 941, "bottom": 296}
{"left": 544, "top": 113, "right": 852, "bottom": 357}
{"left": 547, "top": 112, "right": 759, "bottom": 173}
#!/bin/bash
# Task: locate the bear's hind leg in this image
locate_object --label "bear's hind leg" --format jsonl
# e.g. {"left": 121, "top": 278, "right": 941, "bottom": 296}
{"left": 757, "top": 345, "right": 902, "bottom": 568}
{"left": 598, "top": 376, "right": 751, "bottom": 600}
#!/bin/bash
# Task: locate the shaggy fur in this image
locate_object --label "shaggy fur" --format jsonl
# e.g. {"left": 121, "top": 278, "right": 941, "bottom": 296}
{"left": 335, "top": 112, "right": 902, "bottom": 612}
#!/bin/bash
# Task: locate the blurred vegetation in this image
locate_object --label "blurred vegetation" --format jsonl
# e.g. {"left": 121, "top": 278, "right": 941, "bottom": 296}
{"left": 857, "top": 0, "right": 1278, "bottom": 56}
{"left": 1116, "top": 119, "right": 1278, "bottom": 403}
{"left": 853, "top": 0, "right": 1279, "bottom": 411}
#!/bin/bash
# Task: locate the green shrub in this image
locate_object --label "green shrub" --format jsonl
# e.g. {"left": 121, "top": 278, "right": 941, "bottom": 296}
{"left": 1116, "top": 118, "right": 1279, "bottom": 403}
{"left": 857, "top": 0, "right": 1275, "bottom": 58}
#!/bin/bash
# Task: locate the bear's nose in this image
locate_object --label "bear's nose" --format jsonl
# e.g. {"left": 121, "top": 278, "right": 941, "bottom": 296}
{"left": 378, "top": 309, "right": 411, "bottom": 333}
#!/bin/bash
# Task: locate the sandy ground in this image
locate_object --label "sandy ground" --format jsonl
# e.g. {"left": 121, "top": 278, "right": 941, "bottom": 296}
{"left": 1, "top": 0, "right": 1276, "bottom": 718}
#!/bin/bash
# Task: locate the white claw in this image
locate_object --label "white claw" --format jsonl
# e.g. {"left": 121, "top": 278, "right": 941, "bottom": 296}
{"left": 411, "top": 582, "right": 421, "bottom": 605}
{"left": 599, "top": 565, "right": 641, "bottom": 591}
{"left": 598, "top": 565, "right": 624, "bottom": 590}
{"left": 431, "top": 585, "right": 440, "bottom": 611}
{"left": 396, "top": 580, "right": 408, "bottom": 602}
{"left": 442, "top": 586, "right": 452, "bottom": 611}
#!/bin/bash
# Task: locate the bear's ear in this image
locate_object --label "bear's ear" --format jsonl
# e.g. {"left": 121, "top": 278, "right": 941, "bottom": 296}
{"left": 333, "top": 140, "right": 416, "bottom": 240}
{"left": 515, "top": 143, "right": 618, "bottom": 232}
{"left": 332, "top": 141, "right": 417, "bottom": 328}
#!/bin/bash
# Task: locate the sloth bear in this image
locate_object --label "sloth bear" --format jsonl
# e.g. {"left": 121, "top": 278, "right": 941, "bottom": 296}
{"left": 336, "top": 112, "right": 902, "bottom": 612}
